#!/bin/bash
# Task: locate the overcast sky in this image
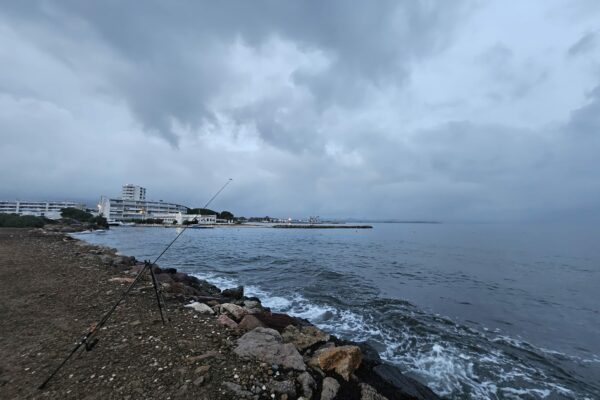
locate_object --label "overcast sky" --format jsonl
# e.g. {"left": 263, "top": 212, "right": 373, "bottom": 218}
{"left": 1, "top": 1, "right": 599, "bottom": 221}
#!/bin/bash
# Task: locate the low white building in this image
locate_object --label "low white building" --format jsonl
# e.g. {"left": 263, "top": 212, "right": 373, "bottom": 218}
{"left": 150, "top": 212, "right": 217, "bottom": 225}
{"left": 0, "top": 200, "right": 86, "bottom": 219}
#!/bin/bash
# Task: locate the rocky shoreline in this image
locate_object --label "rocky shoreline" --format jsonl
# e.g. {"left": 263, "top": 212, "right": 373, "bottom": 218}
{"left": 0, "top": 227, "right": 440, "bottom": 399}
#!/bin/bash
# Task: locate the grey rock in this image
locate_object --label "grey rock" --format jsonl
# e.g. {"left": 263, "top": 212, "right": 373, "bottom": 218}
{"left": 155, "top": 273, "right": 174, "bottom": 285}
{"left": 194, "top": 365, "right": 210, "bottom": 374}
{"left": 220, "top": 303, "right": 247, "bottom": 321}
{"left": 270, "top": 379, "right": 296, "bottom": 397}
{"left": 193, "top": 376, "right": 205, "bottom": 386}
{"left": 98, "top": 254, "right": 114, "bottom": 264}
{"left": 222, "top": 285, "right": 244, "bottom": 299}
{"left": 296, "top": 372, "right": 316, "bottom": 399}
{"left": 234, "top": 327, "right": 306, "bottom": 371}
{"left": 320, "top": 377, "right": 340, "bottom": 400}
{"left": 176, "top": 383, "right": 188, "bottom": 396}
{"left": 358, "top": 341, "right": 382, "bottom": 365}
{"left": 282, "top": 325, "right": 330, "bottom": 352}
{"left": 223, "top": 381, "right": 253, "bottom": 397}
{"left": 184, "top": 301, "right": 215, "bottom": 314}
{"left": 360, "top": 383, "right": 388, "bottom": 400}
{"left": 243, "top": 300, "right": 261, "bottom": 309}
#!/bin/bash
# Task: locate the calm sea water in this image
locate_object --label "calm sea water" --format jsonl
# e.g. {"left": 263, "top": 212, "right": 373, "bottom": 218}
{"left": 74, "top": 223, "right": 600, "bottom": 399}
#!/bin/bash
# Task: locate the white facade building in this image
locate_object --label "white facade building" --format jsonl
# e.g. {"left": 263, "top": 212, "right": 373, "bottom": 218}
{"left": 0, "top": 200, "right": 86, "bottom": 219}
{"left": 98, "top": 196, "right": 188, "bottom": 222}
{"left": 121, "top": 184, "right": 146, "bottom": 201}
{"left": 148, "top": 213, "right": 217, "bottom": 225}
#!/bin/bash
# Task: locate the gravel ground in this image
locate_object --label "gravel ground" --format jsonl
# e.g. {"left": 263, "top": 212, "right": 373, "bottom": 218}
{"left": 0, "top": 228, "right": 283, "bottom": 399}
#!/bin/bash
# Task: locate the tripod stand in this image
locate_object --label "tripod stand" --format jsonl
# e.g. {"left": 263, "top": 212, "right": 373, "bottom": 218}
{"left": 38, "top": 260, "right": 169, "bottom": 389}
{"left": 39, "top": 178, "right": 232, "bottom": 390}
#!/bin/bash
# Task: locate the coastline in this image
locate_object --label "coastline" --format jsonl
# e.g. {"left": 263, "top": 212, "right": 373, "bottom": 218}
{"left": 0, "top": 228, "right": 438, "bottom": 399}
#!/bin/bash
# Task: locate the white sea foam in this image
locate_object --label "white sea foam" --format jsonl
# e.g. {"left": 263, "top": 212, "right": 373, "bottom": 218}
{"left": 189, "top": 271, "right": 587, "bottom": 400}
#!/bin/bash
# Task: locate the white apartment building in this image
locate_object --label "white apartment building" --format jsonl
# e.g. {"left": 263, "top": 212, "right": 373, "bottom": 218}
{"left": 121, "top": 184, "right": 146, "bottom": 201}
{"left": 98, "top": 196, "right": 188, "bottom": 222}
{"left": 0, "top": 200, "right": 86, "bottom": 219}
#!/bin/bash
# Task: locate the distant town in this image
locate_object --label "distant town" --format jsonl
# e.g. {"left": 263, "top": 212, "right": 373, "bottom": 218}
{"left": 0, "top": 184, "right": 359, "bottom": 228}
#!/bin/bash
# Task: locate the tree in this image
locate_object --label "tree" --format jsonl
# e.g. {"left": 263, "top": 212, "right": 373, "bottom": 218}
{"left": 187, "top": 208, "right": 217, "bottom": 215}
{"left": 218, "top": 211, "right": 234, "bottom": 220}
{"left": 90, "top": 215, "right": 109, "bottom": 228}
{"left": 60, "top": 207, "right": 93, "bottom": 221}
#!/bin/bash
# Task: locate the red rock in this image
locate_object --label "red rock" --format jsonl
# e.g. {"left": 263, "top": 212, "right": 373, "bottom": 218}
{"left": 254, "top": 312, "right": 299, "bottom": 332}
{"left": 217, "top": 314, "right": 238, "bottom": 329}
{"left": 238, "top": 315, "right": 265, "bottom": 331}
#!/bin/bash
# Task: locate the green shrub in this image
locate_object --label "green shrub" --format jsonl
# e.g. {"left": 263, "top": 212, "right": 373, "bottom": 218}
{"left": 60, "top": 207, "right": 93, "bottom": 221}
{"left": 0, "top": 213, "right": 45, "bottom": 228}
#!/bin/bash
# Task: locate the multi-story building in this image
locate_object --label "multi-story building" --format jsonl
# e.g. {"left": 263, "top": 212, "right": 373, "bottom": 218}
{"left": 121, "top": 184, "right": 146, "bottom": 201}
{"left": 0, "top": 200, "right": 86, "bottom": 219}
{"left": 99, "top": 185, "right": 220, "bottom": 225}
{"left": 98, "top": 196, "right": 189, "bottom": 222}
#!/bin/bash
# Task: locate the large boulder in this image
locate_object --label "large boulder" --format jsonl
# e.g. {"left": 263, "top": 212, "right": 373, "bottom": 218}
{"left": 372, "top": 364, "right": 440, "bottom": 400}
{"left": 238, "top": 315, "right": 266, "bottom": 331}
{"left": 282, "top": 325, "right": 330, "bottom": 352}
{"left": 184, "top": 302, "right": 215, "bottom": 315}
{"left": 113, "top": 255, "right": 136, "bottom": 267}
{"left": 217, "top": 314, "right": 238, "bottom": 329}
{"left": 222, "top": 285, "right": 244, "bottom": 299}
{"left": 309, "top": 345, "right": 362, "bottom": 381}
{"left": 242, "top": 300, "right": 263, "bottom": 314}
{"left": 254, "top": 311, "right": 301, "bottom": 332}
{"left": 234, "top": 327, "right": 306, "bottom": 371}
{"left": 220, "top": 303, "right": 247, "bottom": 321}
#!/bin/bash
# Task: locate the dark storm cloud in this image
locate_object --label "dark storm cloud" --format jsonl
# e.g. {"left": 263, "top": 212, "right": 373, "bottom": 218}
{"left": 1, "top": 0, "right": 469, "bottom": 148}
{"left": 2, "top": 1, "right": 600, "bottom": 221}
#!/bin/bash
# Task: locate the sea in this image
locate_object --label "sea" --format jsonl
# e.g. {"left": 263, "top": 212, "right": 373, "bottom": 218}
{"left": 73, "top": 222, "right": 600, "bottom": 399}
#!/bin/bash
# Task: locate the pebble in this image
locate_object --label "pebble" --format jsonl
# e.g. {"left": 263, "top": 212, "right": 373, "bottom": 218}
{"left": 193, "top": 376, "right": 205, "bottom": 386}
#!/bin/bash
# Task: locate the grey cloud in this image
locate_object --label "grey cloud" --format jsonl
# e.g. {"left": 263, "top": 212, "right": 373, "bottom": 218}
{"left": 478, "top": 43, "right": 548, "bottom": 101}
{"left": 1, "top": 0, "right": 471, "bottom": 148}
{"left": 2, "top": 1, "right": 600, "bottom": 222}
{"left": 568, "top": 31, "right": 598, "bottom": 57}
{"left": 566, "top": 85, "right": 600, "bottom": 136}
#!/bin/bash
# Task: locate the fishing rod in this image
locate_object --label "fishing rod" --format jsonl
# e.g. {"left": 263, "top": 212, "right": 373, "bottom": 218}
{"left": 39, "top": 178, "right": 233, "bottom": 389}
{"left": 150, "top": 178, "right": 232, "bottom": 267}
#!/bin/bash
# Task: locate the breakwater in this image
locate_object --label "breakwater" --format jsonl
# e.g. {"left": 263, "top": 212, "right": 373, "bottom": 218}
{"left": 273, "top": 225, "right": 373, "bottom": 229}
